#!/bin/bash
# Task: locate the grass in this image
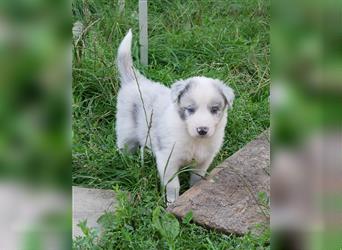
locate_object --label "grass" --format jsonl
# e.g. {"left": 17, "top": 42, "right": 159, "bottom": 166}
{"left": 72, "top": 0, "right": 270, "bottom": 249}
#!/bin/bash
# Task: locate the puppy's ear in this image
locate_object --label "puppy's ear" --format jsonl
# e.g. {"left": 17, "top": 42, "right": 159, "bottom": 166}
{"left": 215, "top": 81, "right": 235, "bottom": 109}
{"left": 170, "top": 80, "right": 191, "bottom": 103}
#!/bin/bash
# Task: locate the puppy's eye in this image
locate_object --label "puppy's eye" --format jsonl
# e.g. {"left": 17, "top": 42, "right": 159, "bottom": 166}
{"left": 210, "top": 106, "right": 220, "bottom": 114}
{"left": 185, "top": 107, "right": 195, "bottom": 114}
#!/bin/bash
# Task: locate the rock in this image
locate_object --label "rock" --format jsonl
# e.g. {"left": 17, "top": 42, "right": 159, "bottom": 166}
{"left": 167, "top": 130, "right": 270, "bottom": 235}
{"left": 72, "top": 187, "right": 117, "bottom": 238}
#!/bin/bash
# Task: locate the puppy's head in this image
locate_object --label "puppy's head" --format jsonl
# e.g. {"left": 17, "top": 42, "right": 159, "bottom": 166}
{"left": 171, "top": 77, "right": 234, "bottom": 138}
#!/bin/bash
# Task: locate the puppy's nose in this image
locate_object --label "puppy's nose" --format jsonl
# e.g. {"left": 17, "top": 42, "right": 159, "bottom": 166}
{"left": 197, "top": 127, "right": 209, "bottom": 136}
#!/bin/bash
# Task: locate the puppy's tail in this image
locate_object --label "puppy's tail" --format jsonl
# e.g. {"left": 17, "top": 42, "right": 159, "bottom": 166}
{"left": 117, "top": 29, "right": 141, "bottom": 85}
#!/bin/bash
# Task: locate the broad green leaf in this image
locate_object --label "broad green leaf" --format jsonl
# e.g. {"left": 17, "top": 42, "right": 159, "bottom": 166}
{"left": 182, "top": 210, "right": 193, "bottom": 225}
{"left": 152, "top": 206, "right": 162, "bottom": 232}
{"left": 163, "top": 213, "right": 179, "bottom": 241}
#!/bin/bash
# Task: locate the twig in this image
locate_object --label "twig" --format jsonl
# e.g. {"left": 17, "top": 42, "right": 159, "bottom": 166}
{"left": 131, "top": 66, "right": 153, "bottom": 165}
{"left": 141, "top": 110, "right": 154, "bottom": 168}
{"left": 162, "top": 143, "right": 176, "bottom": 184}
{"left": 75, "top": 18, "right": 102, "bottom": 46}
{"left": 131, "top": 66, "right": 149, "bottom": 127}
{"left": 162, "top": 143, "right": 176, "bottom": 204}
{"left": 166, "top": 166, "right": 198, "bottom": 186}
{"left": 143, "top": 109, "right": 154, "bottom": 148}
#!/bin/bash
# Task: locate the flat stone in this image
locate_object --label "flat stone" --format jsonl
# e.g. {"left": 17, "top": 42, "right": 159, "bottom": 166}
{"left": 168, "top": 130, "right": 270, "bottom": 235}
{"left": 72, "top": 186, "right": 117, "bottom": 238}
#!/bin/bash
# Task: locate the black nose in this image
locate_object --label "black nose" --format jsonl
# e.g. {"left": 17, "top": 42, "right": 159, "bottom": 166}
{"left": 197, "top": 127, "right": 208, "bottom": 136}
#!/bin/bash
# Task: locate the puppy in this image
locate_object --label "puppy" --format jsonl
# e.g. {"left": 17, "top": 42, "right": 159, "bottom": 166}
{"left": 116, "top": 30, "right": 235, "bottom": 204}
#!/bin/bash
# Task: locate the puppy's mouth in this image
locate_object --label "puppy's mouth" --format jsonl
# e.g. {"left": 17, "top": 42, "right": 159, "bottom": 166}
{"left": 196, "top": 134, "right": 209, "bottom": 139}
{"left": 192, "top": 131, "right": 213, "bottom": 139}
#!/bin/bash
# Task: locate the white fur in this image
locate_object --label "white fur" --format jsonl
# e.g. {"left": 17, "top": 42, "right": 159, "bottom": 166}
{"left": 116, "top": 30, "right": 235, "bottom": 203}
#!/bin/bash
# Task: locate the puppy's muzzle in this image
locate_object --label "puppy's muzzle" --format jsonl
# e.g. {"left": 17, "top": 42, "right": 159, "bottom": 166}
{"left": 196, "top": 127, "right": 209, "bottom": 136}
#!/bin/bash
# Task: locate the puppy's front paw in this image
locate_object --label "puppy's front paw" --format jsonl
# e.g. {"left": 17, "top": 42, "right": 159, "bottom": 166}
{"left": 166, "top": 187, "right": 179, "bottom": 206}
{"left": 166, "top": 199, "right": 174, "bottom": 206}
{"left": 166, "top": 194, "right": 177, "bottom": 206}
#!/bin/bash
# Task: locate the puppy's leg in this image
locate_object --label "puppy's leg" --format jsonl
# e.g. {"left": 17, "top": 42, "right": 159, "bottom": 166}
{"left": 190, "top": 156, "right": 214, "bottom": 186}
{"left": 156, "top": 153, "right": 180, "bottom": 204}
{"left": 165, "top": 172, "right": 180, "bottom": 205}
